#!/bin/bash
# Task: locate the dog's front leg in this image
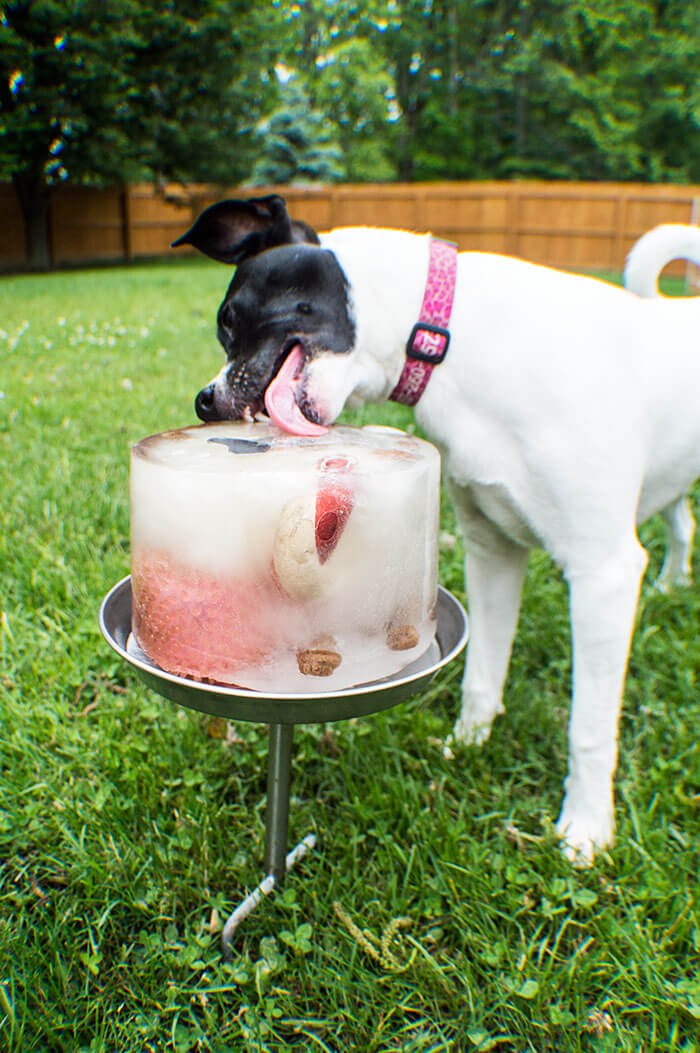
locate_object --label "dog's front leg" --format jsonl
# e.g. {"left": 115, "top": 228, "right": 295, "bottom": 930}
{"left": 557, "top": 539, "right": 648, "bottom": 863}
{"left": 448, "top": 486, "right": 529, "bottom": 746}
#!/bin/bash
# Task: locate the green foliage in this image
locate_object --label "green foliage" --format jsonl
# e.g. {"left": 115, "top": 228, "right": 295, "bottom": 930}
{"left": 252, "top": 1, "right": 397, "bottom": 183}
{"left": 1, "top": 259, "right": 699, "bottom": 1051}
{"left": 3, "top": 0, "right": 700, "bottom": 266}
{"left": 375, "top": 0, "right": 700, "bottom": 182}
{"left": 251, "top": 79, "right": 344, "bottom": 185}
{"left": 0, "top": 0, "right": 270, "bottom": 266}
{"left": 269, "top": 0, "right": 700, "bottom": 183}
{"left": 250, "top": 34, "right": 397, "bottom": 185}
{"left": 0, "top": 0, "right": 266, "bottom": 187}
{"left": 530, "top": 0, "right": 700, "bottom": 182}
{"left": 2, "top": 0, "right": 700, "bottom": 198}
{"left": 312, "top": 37, "right": 397, "bottom": 181}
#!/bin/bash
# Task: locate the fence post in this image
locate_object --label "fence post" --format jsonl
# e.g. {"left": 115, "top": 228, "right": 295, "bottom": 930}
{"left": 415, "top": 186, "right": 427, "bottom": 232}
{"left": 613, "top": 187, "right": 627, "bottom": 273}
{"left": 686, "top": 196, "right": 700, "bottom": 292}
{"left": 120, "top": 184, "right": 133, "bottom": 261}
{"left": 507, "top": 183, "right": 520, "bottom": 257}
{"left": 329, "top": 184, "right": 340, "bottom": 230}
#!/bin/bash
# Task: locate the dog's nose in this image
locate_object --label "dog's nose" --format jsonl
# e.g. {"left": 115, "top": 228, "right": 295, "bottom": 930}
{"left": 195, "top": 384, "right": 219, "bottom": 421}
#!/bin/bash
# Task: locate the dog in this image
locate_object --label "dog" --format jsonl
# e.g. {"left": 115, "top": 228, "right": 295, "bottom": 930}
{"left": 173, "top": 195, "right": 700, "bottom": 863}
{"left": 623, "top": 223, "right": 700, "bottom": 592}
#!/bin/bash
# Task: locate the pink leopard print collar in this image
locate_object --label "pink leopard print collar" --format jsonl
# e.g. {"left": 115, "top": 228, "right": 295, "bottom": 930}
{"left": 389, "top": 238, "right": 458, "bottom": 406}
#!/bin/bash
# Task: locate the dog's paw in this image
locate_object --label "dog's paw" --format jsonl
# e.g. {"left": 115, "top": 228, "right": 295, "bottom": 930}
{"left": 555, "top": 809, "right": 614, "bottom": 867}
{"left": 442, "top": 724, "right": 489, "bottom": 760}
{"left": 449, "top": 707, "right": 502, "bottom": 750}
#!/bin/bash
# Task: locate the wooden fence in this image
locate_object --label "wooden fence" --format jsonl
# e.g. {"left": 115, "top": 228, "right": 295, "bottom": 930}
{"left": 2, "top": 180, "right": 700, "bottom": 277}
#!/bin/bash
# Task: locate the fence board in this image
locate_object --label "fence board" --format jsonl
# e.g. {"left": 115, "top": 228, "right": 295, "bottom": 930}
{"left": 2, "top": 180, "right": 699, "bottom": 279}
{"left": 50, "top": 186, "right": 124, "bottom": 263}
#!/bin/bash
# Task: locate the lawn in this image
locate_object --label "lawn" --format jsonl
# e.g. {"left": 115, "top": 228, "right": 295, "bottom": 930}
{"left": 1, "top": 259, "right": 698, "bottom": 1053}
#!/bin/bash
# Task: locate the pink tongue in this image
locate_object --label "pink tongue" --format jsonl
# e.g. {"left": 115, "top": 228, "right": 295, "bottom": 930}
{"left": 264, "top": 346, "right": 328, "bottom": 436}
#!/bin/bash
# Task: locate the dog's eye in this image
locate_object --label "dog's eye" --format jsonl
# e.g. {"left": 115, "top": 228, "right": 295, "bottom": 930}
{"left": 296, "top": 302, "right": 313, "bottom": 315}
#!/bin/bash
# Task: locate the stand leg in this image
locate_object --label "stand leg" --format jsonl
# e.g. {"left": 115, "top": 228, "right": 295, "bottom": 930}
{"left": 264, "top": 723, "right": 294, "bottom": 884}
{"left": 221, "top": 723, "right": 316, "bottom": 958}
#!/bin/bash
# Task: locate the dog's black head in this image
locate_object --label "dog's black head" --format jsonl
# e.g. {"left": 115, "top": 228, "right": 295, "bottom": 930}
{"left": 172, "top": 195, "right": 355, "bottom": 426}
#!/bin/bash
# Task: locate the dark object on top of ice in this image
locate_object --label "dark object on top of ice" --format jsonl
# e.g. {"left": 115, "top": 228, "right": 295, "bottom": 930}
{"left": 208, "top": 437, "right": 271, "bottom": 455}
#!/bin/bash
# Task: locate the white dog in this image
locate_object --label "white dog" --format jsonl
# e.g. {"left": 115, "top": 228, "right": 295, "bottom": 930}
{"left": 175, "top": 197, "right": 700, "bottom": 863}
{"left": 624, "top": 223, "right": 700, "bottom": 591}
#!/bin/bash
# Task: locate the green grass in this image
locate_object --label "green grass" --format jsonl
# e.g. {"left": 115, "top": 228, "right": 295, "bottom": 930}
{"left": 1, "top": 260, "right": 698, "bottom": 1053}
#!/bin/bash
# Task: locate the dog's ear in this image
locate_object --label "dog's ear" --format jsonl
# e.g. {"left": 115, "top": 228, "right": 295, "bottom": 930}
{"left": 171, "top": 194, "right": 319, "bottom": 264}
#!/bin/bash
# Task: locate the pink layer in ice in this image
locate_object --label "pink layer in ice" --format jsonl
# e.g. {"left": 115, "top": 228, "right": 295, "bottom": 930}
{"left": 132, "top": 551, "right": 298, "bottom": 685}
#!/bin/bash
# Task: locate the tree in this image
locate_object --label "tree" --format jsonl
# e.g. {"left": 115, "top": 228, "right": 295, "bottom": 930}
{"left": 313, "top": 37, "right": 396, "bottom": 181}
{"left": 3, "top": 0, "right": 699, "bottom": 272}
{"left": 250, "top": 79, "right": 344, "bottom": 184}
{"left": 272, "top": 0, "right": 399, "bottom": 180}
{"left": 364, "top": 0, "right": 700, "bottom": 183}
{"left": 0, "top": 0, "right": 267, "bottom": 269}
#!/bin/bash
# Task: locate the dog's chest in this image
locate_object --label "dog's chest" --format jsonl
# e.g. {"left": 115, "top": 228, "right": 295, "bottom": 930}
{"left": 414, "top": 383, "right": 534, "bottom": 543}
{"left": 417, "top": 398, "right": 541, "bottom": 549}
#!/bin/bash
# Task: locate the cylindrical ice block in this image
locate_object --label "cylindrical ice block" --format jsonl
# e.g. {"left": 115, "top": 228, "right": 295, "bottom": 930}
{"left": 130, "top": 421, "right": 440, "bottom": 692}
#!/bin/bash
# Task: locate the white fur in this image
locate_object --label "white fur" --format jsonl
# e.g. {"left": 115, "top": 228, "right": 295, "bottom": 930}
{"left": 624, "top": 222, "right": 700, "bottom": 297}
{"left": 302, "top": 225, "right": 700, "bottom": 863}
{"left": 624, "top": 223, "right": 700, "bottom": 592}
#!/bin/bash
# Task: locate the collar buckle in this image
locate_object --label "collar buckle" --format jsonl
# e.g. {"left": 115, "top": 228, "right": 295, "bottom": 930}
{"left": 406, "top": 322, "right": 451, "bottom": 364}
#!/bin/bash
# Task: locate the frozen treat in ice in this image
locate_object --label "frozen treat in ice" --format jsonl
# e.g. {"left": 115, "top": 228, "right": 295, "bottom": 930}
{"left": 130, "top": 421, "right": 440, "bottom": 692}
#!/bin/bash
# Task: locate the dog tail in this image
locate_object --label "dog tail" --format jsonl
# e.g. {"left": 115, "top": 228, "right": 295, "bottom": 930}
{"left": 624, "top": 223, "right": 700, "bottom": 297}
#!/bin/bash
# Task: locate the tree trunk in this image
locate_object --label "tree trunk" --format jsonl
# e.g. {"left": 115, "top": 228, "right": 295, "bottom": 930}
{"left": 13, "top": 169, "right": 52, "bottom": 271}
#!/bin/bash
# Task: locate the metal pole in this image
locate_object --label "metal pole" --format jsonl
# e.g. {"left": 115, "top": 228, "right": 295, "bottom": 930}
{"left": 264, "top": 723, "right": 294, "bottom": 885}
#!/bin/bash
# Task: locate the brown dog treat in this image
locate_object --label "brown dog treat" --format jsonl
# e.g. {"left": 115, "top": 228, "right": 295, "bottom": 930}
{"left": 387, "top": 623, "right": 420, "bottom": 651}
{"left": 297, "top": 647, "right": 343, "bottom": 677}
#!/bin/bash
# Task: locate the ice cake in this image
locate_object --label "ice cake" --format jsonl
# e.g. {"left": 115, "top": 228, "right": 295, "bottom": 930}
{"left": 130, "top": 421, "right": 440, "bottom": 692}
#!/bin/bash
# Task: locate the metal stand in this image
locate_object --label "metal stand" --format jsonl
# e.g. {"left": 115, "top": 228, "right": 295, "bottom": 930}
{"left": 220, "top": 723, "right": 316, "bottom": 958}
{"left": 99, "top": 578, "right": 468, "bottom": 955}
{"left": 265, "top": 723, "right": 294, "bottom": 885}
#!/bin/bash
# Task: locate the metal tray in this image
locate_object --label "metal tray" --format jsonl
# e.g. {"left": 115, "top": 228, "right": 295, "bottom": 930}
{"left": 99, "top": 576, "right": 468, "bottom": 724}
